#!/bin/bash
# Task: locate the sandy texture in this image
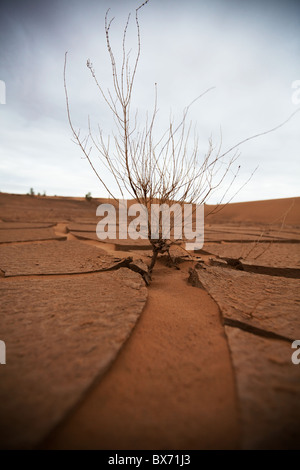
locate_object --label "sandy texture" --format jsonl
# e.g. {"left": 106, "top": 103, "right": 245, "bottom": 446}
{"left": 225, "top": 327, "right": 300, "bottom": 449}
{"left": 71, "top": 231, "right": 152, "bottom": 250}
{"left": 204, "top": 231, "right": 275, "bottom": 242}
{"left": 205, "top": 225, "right": 300, "bottom": 241}
{"left": 205, "top": 197, "right": 300, "bottom": 225}
{"left": 0, "top": 227, "right": 66, "bottom": 243}
{"left": 67, "top": 223, "right": 97, "bottom": 232}
{"left": 0, "top": 269, "right": 147, "bottom": 449}
{"left": 0, "top": 222, "right": 55, "bottom": 229}
{"left": 0, "top": 193, "right": 101, "bottom": 222}
{"left": 189, "top": 263, "right": 300, "bottom": 449}
{"left": 41, "top": 263, "right": 240, "bottom": 450}
{"left": 0, "top": 240, "right": 123, "bottom": 276}
{"left": 204, "top": 242, "right": 300, "bottom": 269}
{"left": 1, "top": 192, "right": 299, "bottom": 450}
{"left": 192, "top": 266, "right": 300, "bottom": 340}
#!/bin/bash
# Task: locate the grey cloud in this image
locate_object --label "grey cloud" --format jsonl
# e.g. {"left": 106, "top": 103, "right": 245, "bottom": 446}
{"left": 0, "top": 0, "right": 299, "bottom": 201}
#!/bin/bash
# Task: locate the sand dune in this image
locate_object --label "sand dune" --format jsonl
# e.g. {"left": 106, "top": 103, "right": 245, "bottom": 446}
{"left": 205, "top": 197, "right": 300, "bottom": 225}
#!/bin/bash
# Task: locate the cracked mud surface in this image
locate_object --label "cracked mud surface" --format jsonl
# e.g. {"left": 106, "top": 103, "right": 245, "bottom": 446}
{"left": 0, "top": 240, "right": 120, "bottom": 276}
{"left": 0, "top": 193, "right": 299, "bottom": 449}
{"left": 225, "top": 327, "right": 300, "bottom": 449}
{"left": 190, "top": 250, "right": 300, "bottom": 447}
{"left": 41, "top": 263, "right": 240, "bottom": 450}
{"left": 0, "top": 270, "right": 147, "bottom": 449}
{"left": 204, "top": 242, "right": 300, "bottom": 269}
{"left": 190, "top": 266, "right": 300, "bottom": 340}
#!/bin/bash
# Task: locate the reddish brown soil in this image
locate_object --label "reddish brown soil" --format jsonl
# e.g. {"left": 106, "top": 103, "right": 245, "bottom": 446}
{"left": 0, "top": 193, "right": 299, "bottom": 449}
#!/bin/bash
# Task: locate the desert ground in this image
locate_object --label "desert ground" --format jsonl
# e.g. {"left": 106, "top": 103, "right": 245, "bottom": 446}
{"left": 0, "top": 192, "right": 299, "bottom": 449}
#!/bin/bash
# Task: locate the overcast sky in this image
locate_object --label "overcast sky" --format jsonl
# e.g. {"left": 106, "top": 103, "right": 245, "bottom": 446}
{"left": 0, "top": 0, "right": 299, "bottom": 202}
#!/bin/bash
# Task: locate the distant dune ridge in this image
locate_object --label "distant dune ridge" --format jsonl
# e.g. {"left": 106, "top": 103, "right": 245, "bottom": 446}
{"left": 0, "top": 192, "right": 299, "bottom": 225}
{"left": 205, "top": 197, "right": 300, "bottom": 225}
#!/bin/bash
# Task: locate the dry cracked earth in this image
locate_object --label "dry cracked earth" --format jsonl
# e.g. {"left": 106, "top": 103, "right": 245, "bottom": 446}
{"left": 0, "top": 192, "right": 299, "bottom": 449}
